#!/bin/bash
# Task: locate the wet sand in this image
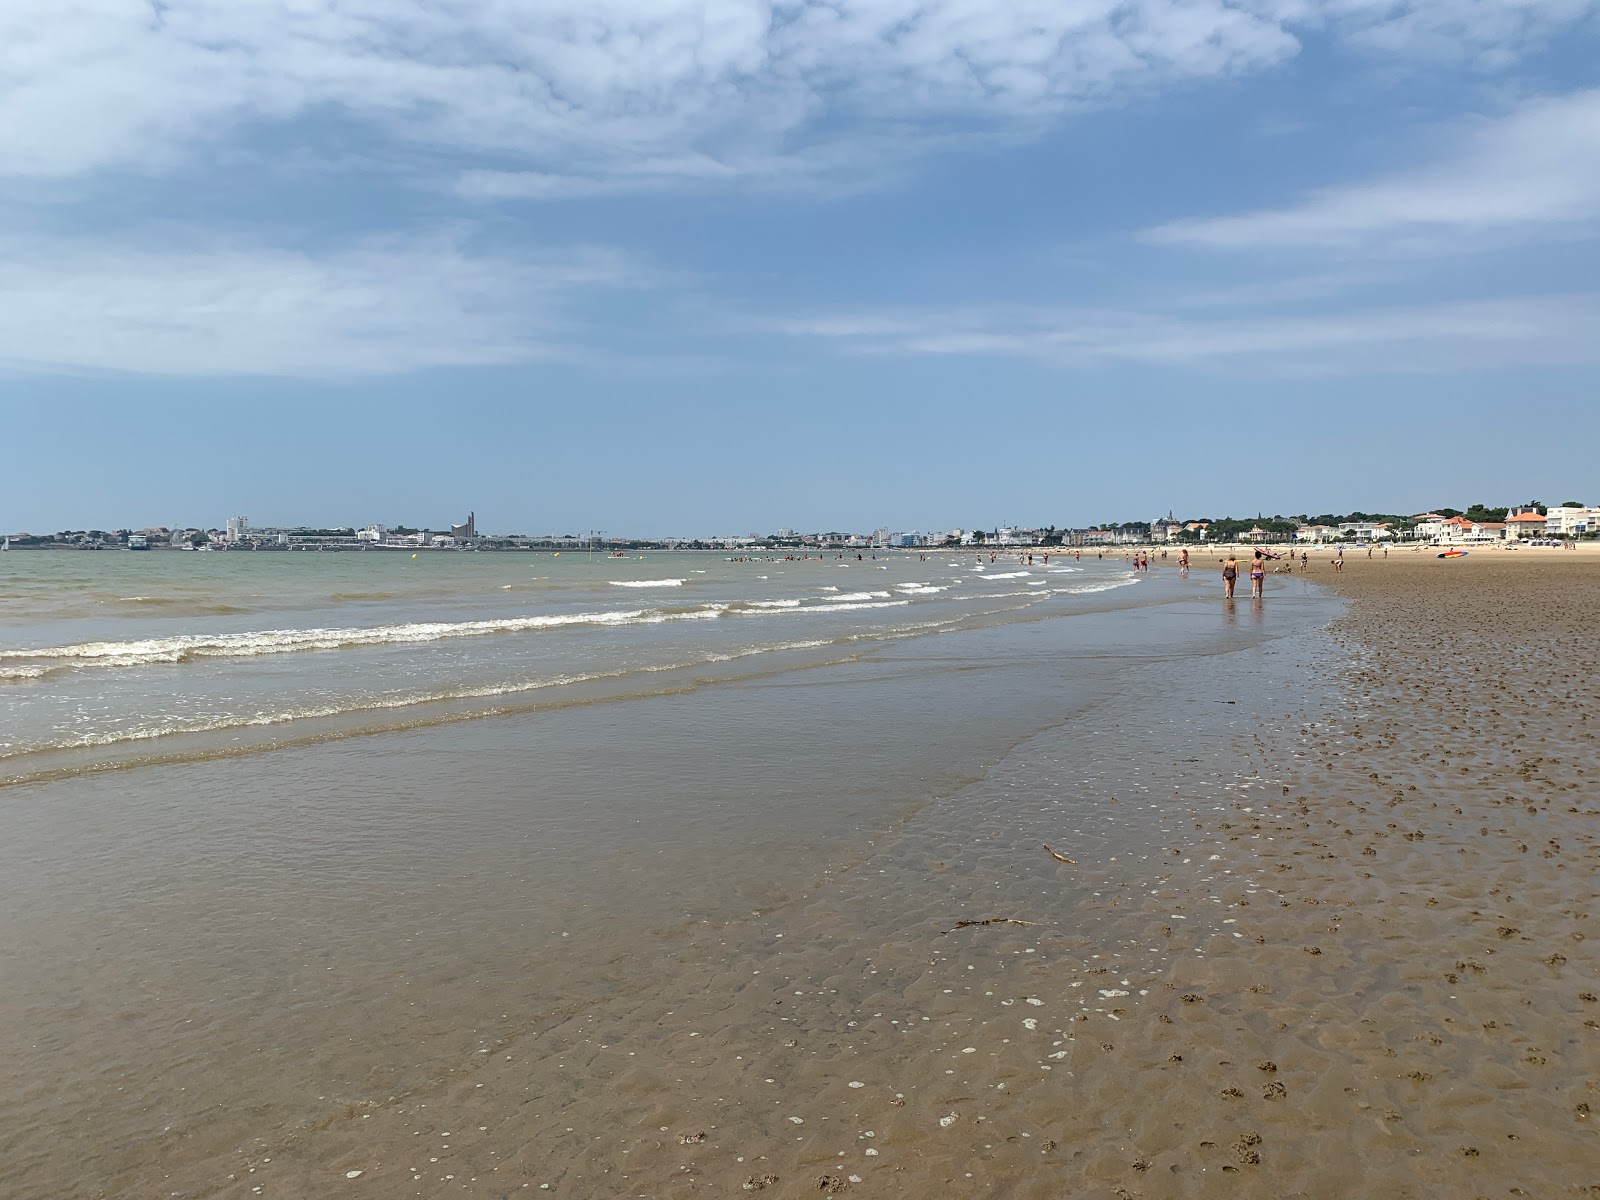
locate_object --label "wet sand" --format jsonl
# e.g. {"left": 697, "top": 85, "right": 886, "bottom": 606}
{"left": 25, "top": 558, "right": 1600, "bottom": 1198}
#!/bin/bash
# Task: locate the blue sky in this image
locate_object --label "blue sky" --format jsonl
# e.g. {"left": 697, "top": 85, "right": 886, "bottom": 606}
{"left": 2, "top": 0, "right": 1597, "bottom": 536}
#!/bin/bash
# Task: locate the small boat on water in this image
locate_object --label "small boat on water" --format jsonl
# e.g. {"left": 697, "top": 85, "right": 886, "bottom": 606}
{"left": 127, "top": 534, "right": 149, "bottom": 550}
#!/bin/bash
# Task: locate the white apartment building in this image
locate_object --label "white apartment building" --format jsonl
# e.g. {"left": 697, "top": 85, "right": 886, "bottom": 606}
{"left": 225, "top": 515, "right": 249, "bottom": 543}
{"left": 1337, "top": 521, "right": 1394, "bottom": 540}
{"left": 1544, "top": 506, "right": 1600, "bottom": 537}
{"left": 1411, "top": 514, "right": 1449, "bottom": 541}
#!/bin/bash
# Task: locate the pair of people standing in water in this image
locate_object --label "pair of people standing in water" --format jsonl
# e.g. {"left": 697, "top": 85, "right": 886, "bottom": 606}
{"left": 1222, "top": 549, "right": 1268, "bottom": 599}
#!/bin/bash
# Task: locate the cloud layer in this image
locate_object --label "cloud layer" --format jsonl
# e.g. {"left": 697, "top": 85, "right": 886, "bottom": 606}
{"left": 0, "top": 234, "right": 632, "bottom": 376}
{"left": 775, "top": 292, "right": 1600, "bottom": 372}
{"left": 4, "top": 0, "right": 1594, "bottom": 188}
{"left": 1148, "top": 88, "right": 1600, "bottom": 250}
{"left": 2, "top": 1, "right": 1595, "bottom": 377}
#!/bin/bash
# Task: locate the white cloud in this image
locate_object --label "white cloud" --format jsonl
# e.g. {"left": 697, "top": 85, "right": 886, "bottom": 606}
{"left": 0, "top": 232, "right": 634, "bottom": 376}
{"left": 1, "top": 0, "right": 1592, "bottom": 189}
{"left": 774, "top": 293, "right": 1600, "bottom": 371}
{"left": 1147, "top": 88, "right": 1600, "bottom": 250}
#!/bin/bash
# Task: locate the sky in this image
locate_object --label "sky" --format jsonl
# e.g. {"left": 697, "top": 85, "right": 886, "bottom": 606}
{"left": 2, "top": 0, "right": 1597, "bottom": 536}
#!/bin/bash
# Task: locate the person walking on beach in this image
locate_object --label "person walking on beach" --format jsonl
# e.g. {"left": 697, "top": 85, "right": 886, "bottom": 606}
{"left": 1222, "top": 555, "right": 1238, "bottom": 598}
{"left": 1179, "top": 548, "right": 1190, "bottom": 576}
{"left": 1300, "top": 550, "right": 1308, "bottom": 572}
{"left": 1250, "top": 550, "right": 1266, "bottom": 597}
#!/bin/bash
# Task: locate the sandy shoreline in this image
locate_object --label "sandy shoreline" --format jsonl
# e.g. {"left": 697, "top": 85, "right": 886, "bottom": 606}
{"left": 57, "top": 557, "right": 1600, "bottom": 1199}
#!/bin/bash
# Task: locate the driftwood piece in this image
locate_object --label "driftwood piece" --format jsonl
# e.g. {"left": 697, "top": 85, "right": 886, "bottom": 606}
{"left": 1043, "top": 843, "right": 1077, "bottom": 864}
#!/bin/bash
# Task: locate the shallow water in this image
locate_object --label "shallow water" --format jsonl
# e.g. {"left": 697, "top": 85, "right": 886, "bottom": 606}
{"left": 0, "top": 550, "right": 1342, "bottom": 1197}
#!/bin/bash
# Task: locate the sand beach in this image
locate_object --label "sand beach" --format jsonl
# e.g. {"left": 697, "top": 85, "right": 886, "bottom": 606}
{"left": 193, "top": 554, "right": 1595, "bottom": 1200}
{"left": 2, "top": 550, "right": 1595, "bottom": 1199}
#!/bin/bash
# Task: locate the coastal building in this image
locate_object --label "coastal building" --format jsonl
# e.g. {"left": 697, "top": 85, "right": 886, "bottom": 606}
{"left": 1545, "top": 506, "right": 1600, "bottom": 537}
{"left": 1337, "top": 521, "right": 1394, "bottom": 540}
{"left": 1411, "top": 514, "right": 1450, "bottom": 541}
{"left": 1295, "top": 525, "right": 1338, "bottom": 543}
{"left": 225, "top": 516, "right": 249, "bottom": 543}
{"left": 450, "top": 512, "right": 477, "bottom": 540}
{"left": 1505, "top": 511, "right": 1548, "bottom": 540}
{"left": 1151, "top": 516, "right": 1183, "bottom": 543}
{"left": 356, "top": 524, "right": 387, "bottom": 543}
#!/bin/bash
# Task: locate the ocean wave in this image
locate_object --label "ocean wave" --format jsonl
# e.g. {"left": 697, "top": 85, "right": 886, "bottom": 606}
{"left": 0, "top": 609, "right": 663, "bottom": 672}
{"left": 608, "top": 578, "right": 686, "bottom": 588}
{"left": 1060, "top": 578, "right": 1139, "bottom": 595}
{"left": 745, "top": 598, "right": 804, "bottom": 609}
{"left": 791, "top": 599, "right": 911, "bottom": 614}
{"left": 984, "top": 571, "right": 1031, "bottom": 580}
{"left": 114, "top": 598, "right": 251, "bottom": 615}
{"left": 0, "top": 590, "right": 929, "bottom": 678}
{"left": 0, "top": 634, "right": 863, "bottom": 760}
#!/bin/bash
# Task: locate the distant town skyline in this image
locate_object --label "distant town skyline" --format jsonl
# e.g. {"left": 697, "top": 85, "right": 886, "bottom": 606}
{"left": 10, "top": 499, "right": 1594, "bottom": 547}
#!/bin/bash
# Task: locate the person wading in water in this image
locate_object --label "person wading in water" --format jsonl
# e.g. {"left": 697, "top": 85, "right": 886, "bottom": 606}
{"left": 1222, "top": 554, "right": 1239, "bottom": 599}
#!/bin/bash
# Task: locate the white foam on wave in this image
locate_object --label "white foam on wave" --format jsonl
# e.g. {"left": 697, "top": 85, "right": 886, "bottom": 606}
{"left": 896, "top": 583, "right": 947, "bottom": 595}
{"left": 745, "top": 598, "right": 803, "bottom": 609}
{"left": 793, "top": 599, "right": 911, "bottom": 614}
{"left": 832, "top": 590, "right": 892, "bottom": 602}
{"left": 608, "top": 578, "right": 686, "bottom": 588}
{"left": 0, "top": 608, "right": 679, "bottom": 672}
{"left": 0, "top": 634, "right": 862, "bottom": 759}
{"left": 1062, "top": 577, "right": 1140, "bottom": 595}
{"left": 985, "top": 571, "right": 1031, "bottom": 580}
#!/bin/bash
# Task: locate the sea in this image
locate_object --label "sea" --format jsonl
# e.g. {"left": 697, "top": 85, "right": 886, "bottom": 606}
{"left": 0, "top": 547, "right": 1342, "bottom": 1198}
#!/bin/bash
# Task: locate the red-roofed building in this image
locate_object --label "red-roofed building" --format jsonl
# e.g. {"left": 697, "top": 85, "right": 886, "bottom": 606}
{"left": 1506, "top": 511, "right": 1548, "bottom": 540}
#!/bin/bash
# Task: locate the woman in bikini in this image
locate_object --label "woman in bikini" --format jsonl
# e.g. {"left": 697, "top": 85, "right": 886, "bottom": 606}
{"left": 1250, "top": 549, "right": 1266, "bottom": 597}
{"left": 1222, "top": 555, "right": 1238, "bottom": 599}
